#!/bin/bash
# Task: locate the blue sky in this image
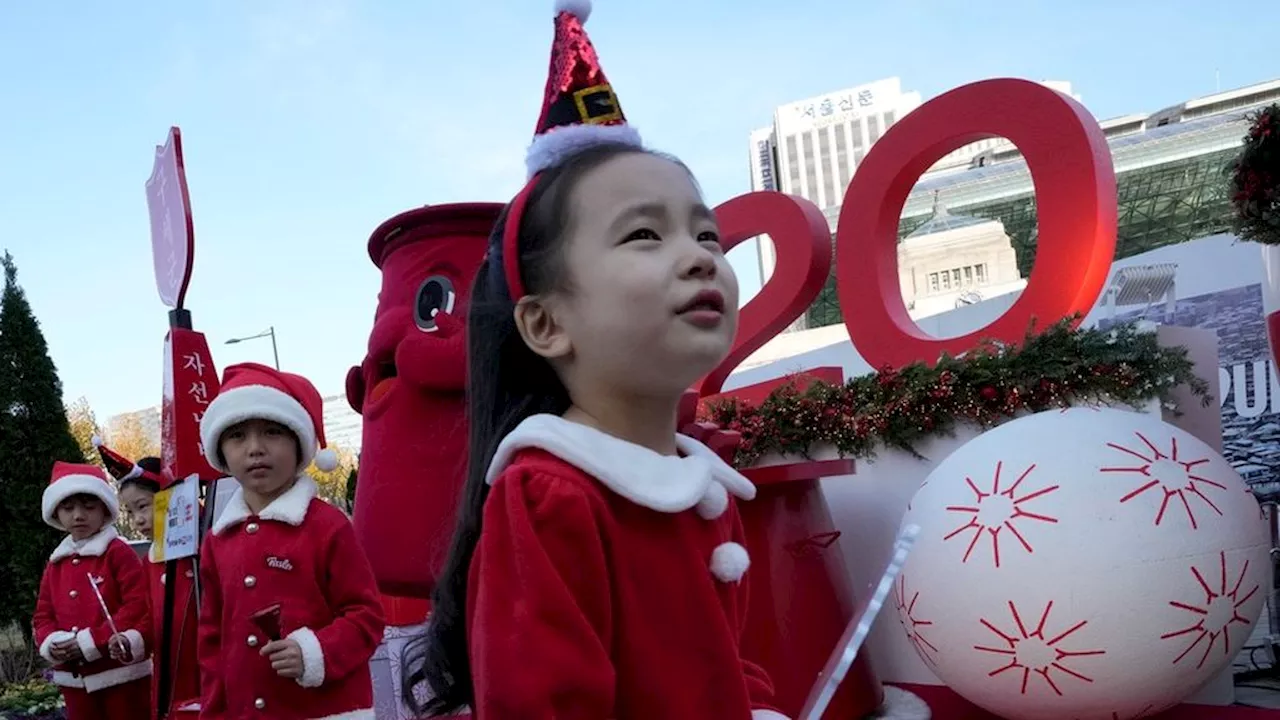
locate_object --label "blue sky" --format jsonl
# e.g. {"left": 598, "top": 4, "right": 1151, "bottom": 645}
{"left": 0, "top": 0, "right": 1269, "bottom": 422}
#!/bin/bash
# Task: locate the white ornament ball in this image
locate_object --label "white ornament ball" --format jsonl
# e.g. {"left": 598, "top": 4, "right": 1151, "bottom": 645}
{"left": 896, "top": 407, "right": 1270, "bottom": 720}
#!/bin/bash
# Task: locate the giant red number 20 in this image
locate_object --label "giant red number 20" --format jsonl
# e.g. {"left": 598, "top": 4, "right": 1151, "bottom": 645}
{"left": 698, "top": 78, "right": 1118, "bottom": 397}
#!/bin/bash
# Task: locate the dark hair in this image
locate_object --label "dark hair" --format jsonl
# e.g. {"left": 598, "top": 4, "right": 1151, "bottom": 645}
{"left": 215, "top": 422, "right": 303, "bottom": 471}
{"left": 120, "top": 456, "right": 162, "bottom": 494}
{"left": 401, "top": 142, "right": 654, "bottom": 714}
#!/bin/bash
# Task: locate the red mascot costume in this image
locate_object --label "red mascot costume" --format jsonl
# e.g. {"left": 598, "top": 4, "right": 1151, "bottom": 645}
{"left": 346, "top": 203, "right": 500, "bottom": 714}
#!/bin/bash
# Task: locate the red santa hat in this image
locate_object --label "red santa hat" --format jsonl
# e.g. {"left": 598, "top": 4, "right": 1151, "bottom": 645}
{"left": 92, "top": 435, "right": 164, "bottom": 487}
{"left": 524, "top": 0, "right": 641, "bottom": 178}
{"left": 198, "top": 362, "right": 339, "bottom": 475}
{"left": 42, "top": 461, "right": 119, "bottom": 530}
{"left": 502, "top": 0, "right": 643, "bottom": 298}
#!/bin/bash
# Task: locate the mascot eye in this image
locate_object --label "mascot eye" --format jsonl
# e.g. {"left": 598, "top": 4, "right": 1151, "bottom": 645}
{"left": 414, "top": 275, "right": 457, "bottom": 333}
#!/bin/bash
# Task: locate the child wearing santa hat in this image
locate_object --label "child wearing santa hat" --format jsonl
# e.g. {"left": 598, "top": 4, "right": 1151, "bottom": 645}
{"left": 402, "top": 0, "right": 787, "bottom": 717}
{"left": 95, "top": 440, "right": 203, "bottom": 717}
{"left": 33, "top": 461, "right": 153, "bottom": 720}
{"left": 196, "top": 362, "right": 385, "bottom": 719}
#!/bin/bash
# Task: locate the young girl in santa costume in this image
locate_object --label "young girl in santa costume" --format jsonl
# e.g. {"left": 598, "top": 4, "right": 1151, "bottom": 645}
{"left": 33, "top": 461, "right": 152, "bottom": 720}
{"left": 95, "top": 440, "right": 203, "bottom": 716}
{"left": 404, "top": 2, "right": 787, "bottom": 718}
{"left": 196, "top": 362, "right": 385, "bottom": 719}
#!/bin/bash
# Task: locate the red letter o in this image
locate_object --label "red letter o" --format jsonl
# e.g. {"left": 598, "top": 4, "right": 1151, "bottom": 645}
{"left": 836, "top": 78, "right": 1117, "bottom": 369}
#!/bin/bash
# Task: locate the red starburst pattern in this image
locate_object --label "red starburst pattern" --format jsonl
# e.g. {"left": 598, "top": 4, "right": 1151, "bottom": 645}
{"left": 975, "top": 600, "right": 1106, "bottom": 696}
{"left": 1161, "top": 551, "right": 1260, "bottom": 669}
{"left": 1101, "top": 431, "right": 1225, "bottom": 529}
{"left": 894, "top": 575, "right": 938, "bottom": 666}
{"left": 943, "top": 461, "right": 1060, "bottom": 567}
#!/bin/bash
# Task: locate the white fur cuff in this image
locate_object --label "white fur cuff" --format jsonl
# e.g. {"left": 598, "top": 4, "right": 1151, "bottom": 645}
{"left": 123, "top": 629, "right": 146, "bottom": 663}
{"left": 752, "top": 711, "right": 791, "bottom": 720}
{"left": 76, "top": 628, "right": 102, "bottom": 663}
{"left": 39, "top": 631, "right": 75, "bottom": 664}
{"left": 289, "top": 627, "right": 325, "bottom": 688}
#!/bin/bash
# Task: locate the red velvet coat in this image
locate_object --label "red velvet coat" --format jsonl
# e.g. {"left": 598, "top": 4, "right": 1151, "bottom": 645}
{"left": 149, "top": 552, "right": 202, "bottom": 714}
{"left": 197, "top": 476, "right": 385, "bottom": 720}
{"left": 468, "top": 415, "right": 790, "bottom": 719}
{"left": 33, "top": 527, "right": 153, "bottom": 693}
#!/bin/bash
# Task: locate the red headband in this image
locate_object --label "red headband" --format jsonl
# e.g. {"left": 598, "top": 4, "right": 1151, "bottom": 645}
{"left": 501, "top": 175, "right": 540, "bottom": 300}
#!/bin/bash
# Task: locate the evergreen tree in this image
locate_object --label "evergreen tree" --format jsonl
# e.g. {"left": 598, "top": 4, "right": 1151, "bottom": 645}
{"left": 0, "top": 251, "right": 83, "bottom": 640}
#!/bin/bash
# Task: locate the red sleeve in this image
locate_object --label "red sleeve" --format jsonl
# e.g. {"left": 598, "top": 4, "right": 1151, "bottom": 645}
{"left": 469, "top": 469, "right": 615, "bottom": 720}
{"left": 287, "top": 515, "right": 386, "bottom": 688}
{"left": 197, "top": 540, "right": 227, "bottom": 718}
{"left": 729, "top": 503, "right": 783, "bottom": 715}
{"left": 33, "top": 563, "right": 72, "bottom": 664}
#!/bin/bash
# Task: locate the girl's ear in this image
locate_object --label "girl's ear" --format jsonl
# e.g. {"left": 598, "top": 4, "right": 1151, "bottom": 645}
{"left": 513, "top": 295, "right": 573, "bottom": 361}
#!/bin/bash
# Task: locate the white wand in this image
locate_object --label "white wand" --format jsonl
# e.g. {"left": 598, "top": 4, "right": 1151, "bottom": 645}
{"left": 86, "top": 572, "right": 128, "bottom": 662}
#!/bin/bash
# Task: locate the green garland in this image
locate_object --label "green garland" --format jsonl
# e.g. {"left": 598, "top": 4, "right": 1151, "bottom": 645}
{"left": 701, "top": 319, "right": 1211, "bottom": 467}
{"left": 1228, "top": 103, "right": 1280, "bottom": 246}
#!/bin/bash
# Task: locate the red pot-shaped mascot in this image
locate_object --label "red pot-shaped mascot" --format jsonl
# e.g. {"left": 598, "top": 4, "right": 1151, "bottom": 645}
{"left": 348, "top": 203, "right": 502, "bottom": 616}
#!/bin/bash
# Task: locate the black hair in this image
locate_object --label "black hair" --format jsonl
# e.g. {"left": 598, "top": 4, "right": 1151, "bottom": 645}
{"left": 119, "top": 456, "right": 163, "bottom": 494}
{"left": 401, "top": 142, "right": 657, "bottom": 714}
{"left": 214, "top": 421, "right": 304, "bottom": 472}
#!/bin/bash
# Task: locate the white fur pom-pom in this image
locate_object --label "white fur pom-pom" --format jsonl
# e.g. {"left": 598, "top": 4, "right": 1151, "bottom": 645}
{"left": 554, "top": 0, "right": 591, "bottom": 22}
{"left": 710, "top": 541, "right": 750, "bottom": 583}
{"left": 314, "top": 447, "right": 339, "bottom": 473}
{"left": 696, "top": 482, "right": 729, "bottom": 520}
{"left": 877, "top": 686, "right": 933, "bottom": 720}
{"left": 91, "top": 434, "right": 102, "bottom": 448}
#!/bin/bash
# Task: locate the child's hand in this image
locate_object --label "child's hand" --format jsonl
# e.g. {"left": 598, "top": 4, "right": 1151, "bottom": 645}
{"left": 108, "top": 634, "right": 132, "bottom": 663}
{"left": 261, "top": 638, "right": 304, "bottom": 679}
{"left": 47, "top": 642, "right": 68, "bottom": 663}
{"left": 54, "top": 639, "right": 83, "bottom": 663}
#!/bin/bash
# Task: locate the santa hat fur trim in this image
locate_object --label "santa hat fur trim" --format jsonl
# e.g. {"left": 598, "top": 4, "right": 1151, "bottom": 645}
{"left": 526, "top": 123, "right": 643, "bottom": 179}
{"left": 42, "top": 462, "right": 119, "bottom": 530}
{"left": 199, "top": 384, "right": 337, "bottom": 474}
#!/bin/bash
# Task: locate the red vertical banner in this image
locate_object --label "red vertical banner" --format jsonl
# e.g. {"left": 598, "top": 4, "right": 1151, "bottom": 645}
{"left": 162, "top": 328, "right": 221, "bottom": 485}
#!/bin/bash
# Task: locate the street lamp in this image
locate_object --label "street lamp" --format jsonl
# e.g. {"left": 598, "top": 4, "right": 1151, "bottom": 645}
{"left": 225, "top": 326, "right": 280, "bottom": 370}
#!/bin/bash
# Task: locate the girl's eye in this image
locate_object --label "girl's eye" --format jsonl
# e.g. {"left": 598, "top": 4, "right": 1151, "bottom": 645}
{"left": 624, "top": 228, "right": 660, "bottom": 242}
{"left": 697, "top": 230, "right": 722, "bottom": 247}
{"left": 266, "top": 426, "right": 283, "bottom": 436}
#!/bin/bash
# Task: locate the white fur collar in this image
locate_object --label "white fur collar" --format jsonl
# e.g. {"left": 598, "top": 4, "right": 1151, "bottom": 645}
{"left": 211, "top": 476, "right": 317, "bottom": 535}
{"left": 486, "top": 414, "right": 756, "bottom": 513}
{"left": 50, "top": 526, "right": 119, "bottom": 562}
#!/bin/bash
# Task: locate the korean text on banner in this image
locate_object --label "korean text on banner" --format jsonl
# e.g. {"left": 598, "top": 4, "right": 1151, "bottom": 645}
{"left": 162, "top": 327, "right": 221, "bottom": 484}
